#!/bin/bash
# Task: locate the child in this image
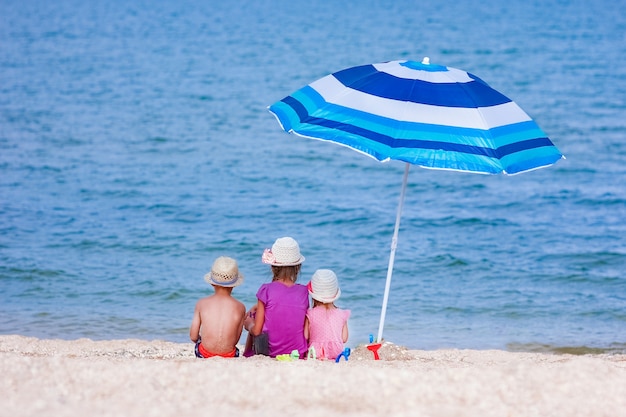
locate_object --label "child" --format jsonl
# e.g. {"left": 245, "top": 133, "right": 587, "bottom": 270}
{"left": 243, "top": 237, "right": 309, "bottom": 358}
{"left": 304, "top": 269, "right": 350, "bottom": 360}
{"left": 189, "top": 256, "right": 246, "bottom": 358}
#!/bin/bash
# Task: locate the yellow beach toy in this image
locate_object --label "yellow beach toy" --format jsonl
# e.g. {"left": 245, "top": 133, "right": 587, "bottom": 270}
{"left": 276, "top": 350, "right": 300, "bottom": 361}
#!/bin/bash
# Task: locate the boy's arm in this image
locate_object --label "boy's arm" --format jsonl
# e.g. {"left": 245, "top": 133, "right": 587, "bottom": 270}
{"left": 235, "top": 302, "right": 246, "bottom": 341}
{"left": 189, "top": 303, "right": 201, "bottom": 343}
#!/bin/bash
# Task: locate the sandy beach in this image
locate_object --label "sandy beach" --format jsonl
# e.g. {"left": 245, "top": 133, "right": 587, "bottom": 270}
{"left": 1, "top": 335, "right": 625, "bottom": 417}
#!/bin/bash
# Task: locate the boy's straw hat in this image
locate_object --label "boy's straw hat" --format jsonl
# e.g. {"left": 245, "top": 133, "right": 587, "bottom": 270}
{"left": 308, "top": 269, "right": 341, "bottom": 303}
{"left": 261, "top": 237, "right": 305, "bottom": 266}
{"left": 204, "top": 256, "right": 244, "bottom": 287}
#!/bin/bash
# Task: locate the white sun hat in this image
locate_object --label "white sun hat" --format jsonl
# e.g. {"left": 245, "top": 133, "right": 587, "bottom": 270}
{"left": 308, "top": 269, "right": 341, "bottom": 303}
{"left": 261, "top": 236, "right": 305, "bottom": 266}
{"left": 204, "top": 256, "right": 244, "bottom": 287}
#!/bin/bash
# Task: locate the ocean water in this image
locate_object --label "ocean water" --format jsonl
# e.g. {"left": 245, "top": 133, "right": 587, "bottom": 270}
{"left": 1, "top": 0, "right": 625, "bottom": 353}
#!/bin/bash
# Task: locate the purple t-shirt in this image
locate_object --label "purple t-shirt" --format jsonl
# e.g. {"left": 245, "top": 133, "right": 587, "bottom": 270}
{"left": 257, "top": 281, "right": 309, "bottom": 357}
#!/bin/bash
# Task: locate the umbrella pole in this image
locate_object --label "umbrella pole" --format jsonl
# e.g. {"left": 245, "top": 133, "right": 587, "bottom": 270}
{"left": 377, "top": 162, "right": 410, "bottom": 343}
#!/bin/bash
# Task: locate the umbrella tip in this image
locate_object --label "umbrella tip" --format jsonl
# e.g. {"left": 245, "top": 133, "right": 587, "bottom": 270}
{"left": 422, "top": 56, "right": 430, "bottom": 65}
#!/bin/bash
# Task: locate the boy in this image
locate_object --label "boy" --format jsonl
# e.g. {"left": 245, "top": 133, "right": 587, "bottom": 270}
{"left": 190, "top": 256, "right": 246, "bottom": 358}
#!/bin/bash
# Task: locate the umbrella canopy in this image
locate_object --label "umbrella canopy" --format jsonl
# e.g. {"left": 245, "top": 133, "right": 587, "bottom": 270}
{"left": 268, "top": 58, "right": 564, "bottom": 342}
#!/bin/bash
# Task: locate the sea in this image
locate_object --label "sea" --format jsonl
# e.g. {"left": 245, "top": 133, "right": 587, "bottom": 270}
{"left": 1, "top": 0, "right": 625, "bottom": 354}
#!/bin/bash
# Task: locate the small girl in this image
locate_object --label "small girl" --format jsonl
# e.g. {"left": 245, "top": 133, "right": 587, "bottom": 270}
{"left": 243, "top": 237, "right": 309, "bottom": 358}
{"left": 304, "top": 269, "right": 350, "bottom": 360}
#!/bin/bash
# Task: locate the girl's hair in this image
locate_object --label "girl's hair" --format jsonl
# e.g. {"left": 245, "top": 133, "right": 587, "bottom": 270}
{"left": 271, "top": 264, "right": 301, "bottom": 283}
{"left": 312, "top": 299, "right": 335, "bottom": 309}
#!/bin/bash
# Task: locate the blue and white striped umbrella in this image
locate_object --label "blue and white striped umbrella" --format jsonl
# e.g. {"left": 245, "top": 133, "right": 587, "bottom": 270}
{"left": 268, "top": 58, "right": 564, "bottom": 342}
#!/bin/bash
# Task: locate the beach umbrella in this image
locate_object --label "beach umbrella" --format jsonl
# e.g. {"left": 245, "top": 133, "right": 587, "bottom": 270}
{"left": 268, "top": 57, "right": 564, "bottom": 343}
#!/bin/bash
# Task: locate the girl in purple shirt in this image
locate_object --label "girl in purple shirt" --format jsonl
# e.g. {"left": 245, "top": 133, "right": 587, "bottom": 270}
{"left": 243, "top": 237, "right": 308, "bottom": 358}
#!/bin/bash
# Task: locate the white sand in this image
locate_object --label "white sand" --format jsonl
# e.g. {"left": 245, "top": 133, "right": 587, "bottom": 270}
{"left": 1, "top": 335, "right": 625, "bottom": 417}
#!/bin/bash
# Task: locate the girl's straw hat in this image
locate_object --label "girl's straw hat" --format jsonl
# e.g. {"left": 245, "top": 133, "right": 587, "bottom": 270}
{"left": 204, "top": 256, "right": 244, "bottom": 287}
{"left": 308, "top": 269, "right": 341, "bottom": 303}
{"left": 261, "top": 237, "right": 305, "bottom": 266}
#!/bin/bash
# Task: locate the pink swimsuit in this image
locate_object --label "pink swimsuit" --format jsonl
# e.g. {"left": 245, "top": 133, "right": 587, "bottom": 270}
{"left": 306, "top": 307, "right": 350, "bottom": 360}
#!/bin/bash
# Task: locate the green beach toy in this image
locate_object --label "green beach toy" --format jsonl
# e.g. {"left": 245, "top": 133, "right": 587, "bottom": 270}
{"left": 307, "top": 346, "right": 316, "bottom": 360}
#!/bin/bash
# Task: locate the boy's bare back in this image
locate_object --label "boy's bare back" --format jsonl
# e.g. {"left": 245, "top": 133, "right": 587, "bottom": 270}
{"left": 190, "top": 256, "right": 246, "bottom": 357}
{"left": 190, "top": 286, "right": 246, "bottom": 355}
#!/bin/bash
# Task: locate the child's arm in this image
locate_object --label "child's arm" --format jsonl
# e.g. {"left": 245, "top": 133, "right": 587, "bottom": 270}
{"left": 246, "top": 300, "right": 265, "bottom": 336}
{"left": 303, "top": 317, "right": 310, "bottom": 341}
{"left": 189, "top": 303, "right": 201, "bottom": 343}
{"left": 342, "top": 322, "right": 349, "bottom": 343}
{"left": 243, "top": 305, "right": 256, "bottom": 333}
{"left": 235, "top": 302, "right": 246, "bottom": 341}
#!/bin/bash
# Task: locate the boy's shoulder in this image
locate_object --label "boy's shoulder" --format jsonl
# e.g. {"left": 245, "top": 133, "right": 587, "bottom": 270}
{"left": 234, "top": 297, "right": 246, "bottom": 310}
{"left": 223, "top": 294, "right": 246, "bottom": 315}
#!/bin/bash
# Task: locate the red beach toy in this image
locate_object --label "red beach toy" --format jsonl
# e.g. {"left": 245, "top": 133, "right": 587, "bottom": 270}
{"left": 367, "top": 343, "right": 382, "bottom": 360}
{"left": 367, "top": 334, "right": 381, "bottom": 360}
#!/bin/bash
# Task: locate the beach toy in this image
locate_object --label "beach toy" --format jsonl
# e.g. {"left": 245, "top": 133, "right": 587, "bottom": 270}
{"left": 367, "top": 343, "right": 382, "bottom": 360}
{"left": 307, "top": 346, "right": 316, "bottom": 360}
{"left": 276, "top": 349, "right": 300, "bottom": 361}
{"left": 335, "top": 348, "right": 350, "bottom": 363}
{"left": 367, "top": 333, "right": 381, "bottom": 360}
